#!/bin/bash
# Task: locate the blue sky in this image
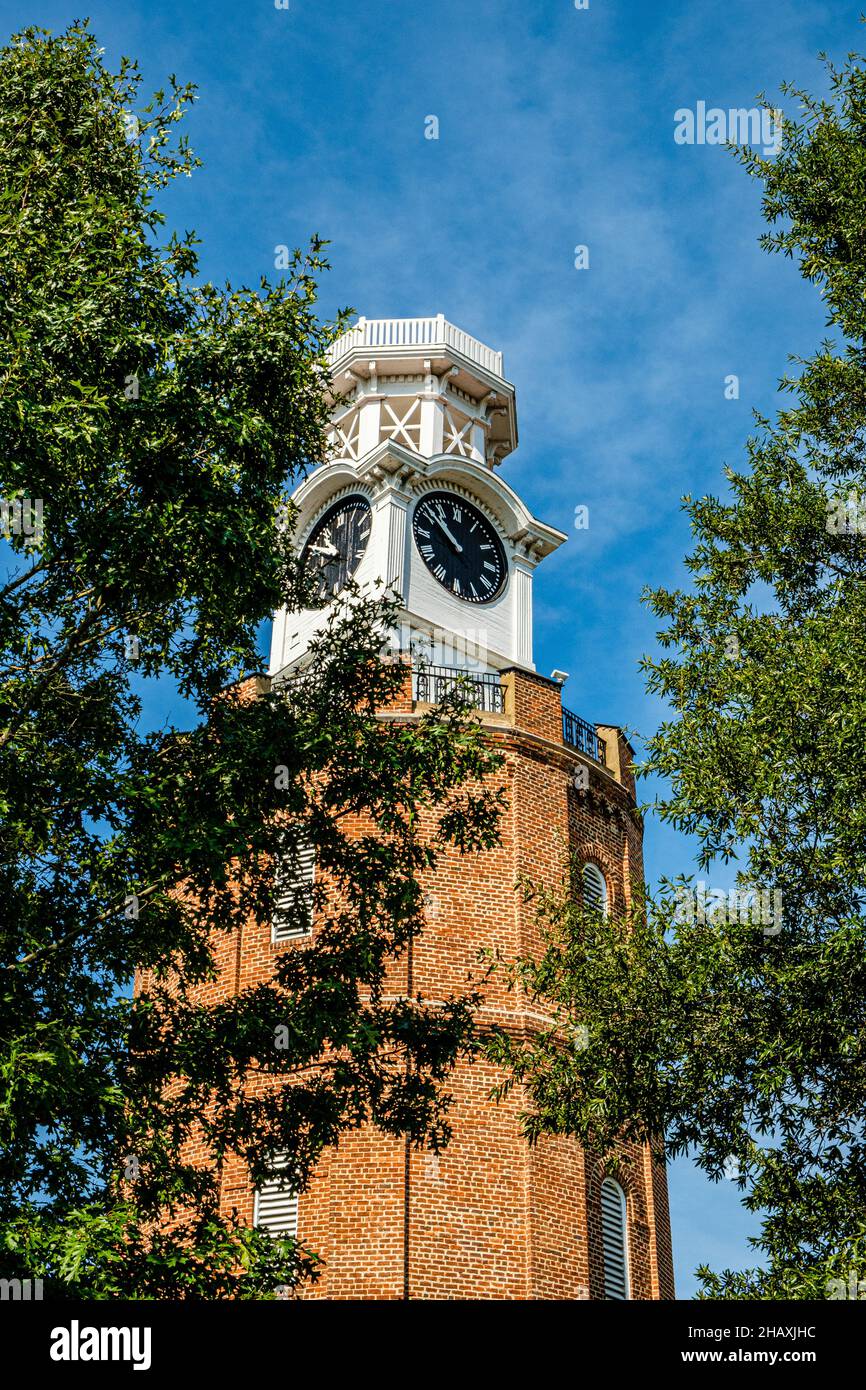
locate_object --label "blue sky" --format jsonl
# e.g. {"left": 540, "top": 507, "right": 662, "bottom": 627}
{"left": 5, "top": 0, "right": 859, "bottom": 1296}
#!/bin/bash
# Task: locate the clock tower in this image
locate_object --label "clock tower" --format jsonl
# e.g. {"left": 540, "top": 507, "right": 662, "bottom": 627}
{"left": 269, "top": 315, "right": 563, "bottom": 684}
{"left": 259, "top": 317, "right": 675, "bottom": 1299}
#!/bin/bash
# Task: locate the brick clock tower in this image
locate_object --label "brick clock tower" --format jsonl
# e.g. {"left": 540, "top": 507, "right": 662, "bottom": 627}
{"left": 257, "top": 317, "right": 673, "bottom": 1299}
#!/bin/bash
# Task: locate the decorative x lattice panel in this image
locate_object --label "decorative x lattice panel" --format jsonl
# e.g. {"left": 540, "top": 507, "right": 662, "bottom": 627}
{"left": 378, "top": 398, "right": 422, "bottom": 451}
{"left": 442, "top": 405, "right": 477, "bottom": 459}
{"left": 328, "top": 407, "right": 361, "bottom": 461}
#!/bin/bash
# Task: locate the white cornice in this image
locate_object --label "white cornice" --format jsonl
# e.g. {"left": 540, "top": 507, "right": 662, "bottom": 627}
{"left": 292, "top": 442, "right": 566, "bottom": 563}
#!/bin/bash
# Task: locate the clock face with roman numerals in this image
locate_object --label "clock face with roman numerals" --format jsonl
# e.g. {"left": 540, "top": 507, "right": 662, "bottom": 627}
{"left": 301, "top": 495, "right": 372, "bottom": 604}
{"left": 412, "top": 491, "right": 507, "bottom": 604}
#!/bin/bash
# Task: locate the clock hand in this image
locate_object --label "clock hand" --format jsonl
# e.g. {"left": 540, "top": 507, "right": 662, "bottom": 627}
{"left": 309, "top": 540, "right": 339, "bottom": 558}
{"left": 432, "top": 513, "right": 463, "bottom": 553}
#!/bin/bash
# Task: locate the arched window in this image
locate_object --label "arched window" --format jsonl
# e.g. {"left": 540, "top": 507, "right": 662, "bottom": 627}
{"left": 272, "top": 841, "right": 315, "bottom": 942}
{"left": 582, "top": 861, "right": 608, "bottom": 916}
{"left": 600, "top": 1178, "right": 629, "bottom": 1300}
{"left": 254, "top": 1158, "right": 298, "bottom": 1238}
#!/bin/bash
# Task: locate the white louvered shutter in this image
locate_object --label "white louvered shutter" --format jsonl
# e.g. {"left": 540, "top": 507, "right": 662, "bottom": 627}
{"left": 600, "top": 1178, "right": 629, "bottom": 1300}
{"left": 272, "top": 842, "right": 315, "bottom": 942}
{"left": 582, "top": 862, "right": 608, "bottom": 916}
{"left": 254, "top": 1163, "right": 298, "bottom": 1238}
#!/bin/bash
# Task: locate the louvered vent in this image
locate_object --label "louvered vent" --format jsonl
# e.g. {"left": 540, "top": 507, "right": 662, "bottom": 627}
{"left": 600, "top": 1178, "right": 629, "bottom": 1300}
{"left": 582, "top": 862, "right": 608, "bottom": 915}
{"left": 272, "top": 843, "right": 315, "bottom": 942}
{"left": 254, "top": 1165, "right": 299, "bottom": 1238}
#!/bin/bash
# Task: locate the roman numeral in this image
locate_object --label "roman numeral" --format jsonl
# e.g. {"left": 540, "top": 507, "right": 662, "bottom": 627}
{"left": 420, "top": 544, "right": 434, "bottom": 558}
{"left": 483, "top": 561, "right": 497, "bottom": 572}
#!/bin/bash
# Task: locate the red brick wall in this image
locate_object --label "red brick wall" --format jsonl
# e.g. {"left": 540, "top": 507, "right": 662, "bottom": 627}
{"left": 141, "top": 666, "right": 675, "bottom": 1300}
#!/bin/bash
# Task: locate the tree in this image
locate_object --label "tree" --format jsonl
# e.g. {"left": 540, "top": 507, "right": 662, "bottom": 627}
{"left": 486, "top": 45, "right": 866, "bottom": 1299}
{"left": 0, "top": 22, "right": 503, "bottom": 1298}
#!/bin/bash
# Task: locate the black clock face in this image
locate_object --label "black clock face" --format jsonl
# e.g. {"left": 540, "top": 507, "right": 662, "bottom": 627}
{"left": 301, "top": 495, "right": 372, "bottom": 603}
{"left": 413, "top": 491, "right": 507, "bottom": 603}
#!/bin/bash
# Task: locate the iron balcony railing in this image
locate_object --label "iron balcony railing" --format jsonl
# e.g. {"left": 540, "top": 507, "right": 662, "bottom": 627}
{"left": 562, "top": 706, "right": 606, "bottom": 764}
{"left": 412, "top": 664, "right": 505, "bottom": 714}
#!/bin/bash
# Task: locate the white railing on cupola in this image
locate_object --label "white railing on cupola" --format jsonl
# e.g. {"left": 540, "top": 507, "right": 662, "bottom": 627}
{"left": 327, "top": 315, "right": 503, "bottom": 377}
